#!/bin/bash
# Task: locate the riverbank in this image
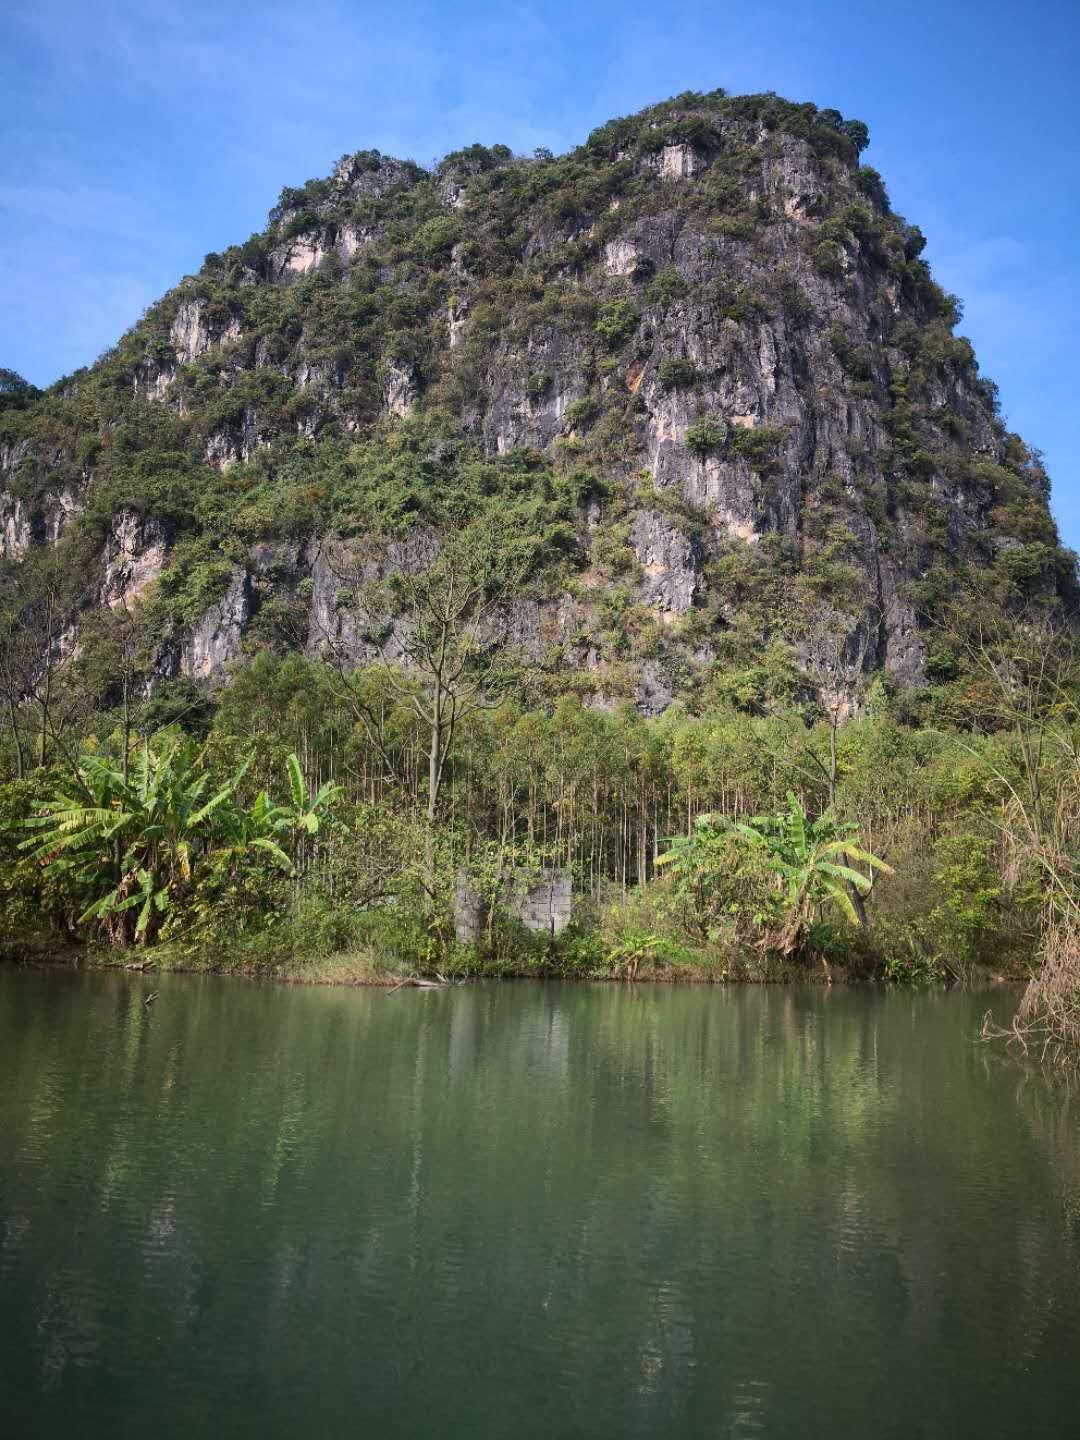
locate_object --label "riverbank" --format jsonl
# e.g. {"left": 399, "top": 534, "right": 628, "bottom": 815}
{"left": 0, "top": 931, "right": 1014, "bottom": 990}
{"left": 2, "top": 720, "right": 1046, "bottom": 998}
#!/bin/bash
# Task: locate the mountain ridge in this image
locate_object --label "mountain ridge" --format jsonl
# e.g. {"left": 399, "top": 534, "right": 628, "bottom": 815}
{"left": 2, "top": 87, "right": 1074, "bottom": 715}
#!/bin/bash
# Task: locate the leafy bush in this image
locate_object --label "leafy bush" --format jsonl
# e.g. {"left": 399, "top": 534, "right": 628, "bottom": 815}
{"left": 712, "top": 279, "right": 768, "bottom": 324}
{"left": 413, "top": 215, "right": 461, "bottom": 264}
{"left": 645, "top": 268, "right": 689, "bottom": 307}
{"left": 594, "top": 300, "right": 640, "bottom": 350}
{"left": 685, "top": 417, "right": 728, "bottom": 456}
{"left": 0, "top": 774, "right": 70, "bottom": 943}
{"left": 728, "top": 424, "right": 785, "bottom": 469}
{"left": 841, "top": 119, "right": 870, "bottom": 153}
{"left": 525, "top": 370, "right": 552, "bottom": 402}
{"left": 564, "top": 394, "right": 599, "bottom": 432}
{"left": 0, "top": 369, "right": 41, "bottom": 413}
{"left": 926, "top": 833, "right": 1003, "bottom": 979}
{"left": 657, "top": 357, "right": 699, "bottom": 390}
{"left": 657, "top": 818, "right": 779, "bottom": 945}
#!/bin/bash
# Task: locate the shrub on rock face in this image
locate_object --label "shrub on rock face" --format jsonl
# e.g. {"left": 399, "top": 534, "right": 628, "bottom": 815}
{"left": 645, "top": 267, "right": 688, "bottom": 307}
{"left": 525, "top": 370, "right": 552, "bottom": 403}
{"left": 413, "top": 215, "right": 461, "bottom": 264}
{"left": 0, "top": 369, "right": 40, "bottom": 412}
{"left": 840, "top": 118, "right": 870, "bottom": 153}
{"left": 564, "top": 394, "right": 599, "bottom": 432}
{"left": 657, "top": 358, "right": 699, "bottom": 391}
{"left": 685, "top": 418, "right": 728, "bottom": 456}
{"left": 595, "top": 300, "right": 640, "bottom": 350}
{"left": 728, "top": 425, "right": 785, "bottom": 469}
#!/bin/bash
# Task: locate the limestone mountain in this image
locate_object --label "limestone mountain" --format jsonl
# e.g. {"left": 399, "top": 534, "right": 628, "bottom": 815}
{"left": 1, "top": 89, "right": 1073, "bottom": 713}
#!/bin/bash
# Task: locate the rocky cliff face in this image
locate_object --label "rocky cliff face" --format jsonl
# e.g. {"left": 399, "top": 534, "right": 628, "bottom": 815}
{"left": 1, "top": 90, "right": 1072, "bottom": 712}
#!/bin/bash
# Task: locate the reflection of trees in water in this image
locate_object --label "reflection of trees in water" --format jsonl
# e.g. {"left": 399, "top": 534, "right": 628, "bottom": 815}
{"left": 1015, "top": 1073, "right": 1080, "bottom": 1239}
{"left": 2, "top": 976, "right": 1080, "bottom": 1435}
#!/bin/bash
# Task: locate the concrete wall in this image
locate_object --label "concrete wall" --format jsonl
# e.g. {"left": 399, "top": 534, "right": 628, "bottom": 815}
{"left": 454, "top": 869, "right": 572, "bottom": 945}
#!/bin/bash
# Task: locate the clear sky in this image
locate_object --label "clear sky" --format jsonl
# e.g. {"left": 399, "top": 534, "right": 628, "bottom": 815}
{"left": 2, "top": 0, "right": 1077, "bottom": 547}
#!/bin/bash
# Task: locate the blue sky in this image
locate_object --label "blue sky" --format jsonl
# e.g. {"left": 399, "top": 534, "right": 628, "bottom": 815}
{"left": 2, "top": 0, "right": 1077, "bottom": 547}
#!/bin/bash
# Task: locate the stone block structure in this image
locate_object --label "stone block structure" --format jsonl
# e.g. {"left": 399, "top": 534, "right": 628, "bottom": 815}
{"left": 454, "top": 869, "right": 572, "bottom": 945}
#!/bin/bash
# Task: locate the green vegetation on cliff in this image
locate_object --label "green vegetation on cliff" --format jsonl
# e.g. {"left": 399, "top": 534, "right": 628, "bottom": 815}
{"left": 2, "top": 88, "right": 1074, "bottom": 702}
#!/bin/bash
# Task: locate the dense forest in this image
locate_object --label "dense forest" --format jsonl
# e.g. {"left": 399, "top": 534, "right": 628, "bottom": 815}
{"left": 1, "top": 88, "right": 1077, "bottom": 1053}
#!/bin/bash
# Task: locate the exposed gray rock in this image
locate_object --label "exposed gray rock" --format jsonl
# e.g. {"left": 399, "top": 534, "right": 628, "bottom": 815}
{"left": 332, "top": 152, "right": 419, "bottom": 202}
{"left": 249, "top": 540, "right": 302, "bottom": 578}
{"left": 336, "top": 221, "right": 380, "bottom": 263}
{"left": 659, "top": 142, "right": 697, "bottom": 180}
{"left": 1, "top": 494, "right": 31, "bottom": 560}
{"left": 635, "top": 661, "right": 676, "bottom": 717}
{"left": 44, "top": 488, "right": 80, "bottom": 546}
{"left": 100, "top": 512, "right": 167, "bottom": 606}
{"left": 382, "top": 360, "right": 416, "bottom": 418}
{"left": 763, "top": 132, "right": 828, "bottom": 224}
{"left": 181, "top": 568, "right": 251, "bottom": 679}
{"left": 270, "top": 235, "right": 326, "bottom": 280}
{"left": 877, "top": 554, "right": 927, "bottom": 688}
{"left": 630, "top": 511, "right": 699, "bottom": 615}
{"left": 0, "top": 438, "right": 31, "bottom": 480}
{"left": 306, "top": 533, "right": 437, "bottom": 665}
{"left": 494, "top": 598, "right": 545, "bottom": 659}
{"left": 170, "top": 298, "right": 241, "bottom": 363}
{"left": 205, "top": 406, "right": 277, "bottom": 467}
{"left": 602, "top": 237, "right": 639, "bottom": 277}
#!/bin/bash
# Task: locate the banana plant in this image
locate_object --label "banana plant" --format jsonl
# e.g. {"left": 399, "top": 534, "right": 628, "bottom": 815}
{"left": 735, "top": 792, "right": 892, "bottom": 954}
{"left": 22, "top": 741, "right": 245, "bottom": 944}
{"left": 658, "top": 794, "right": 892, "bottom": 957}
{"left": 21, "top": 743, "right": 336, "bottom": 946}
{"left": 224, "top": 754, "right": 340, "bottom": 854}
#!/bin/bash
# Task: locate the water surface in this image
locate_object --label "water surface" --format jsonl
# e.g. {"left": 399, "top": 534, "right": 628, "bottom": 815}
{"left": 1, "top": 972, "right": 1078, "bottom": 1438}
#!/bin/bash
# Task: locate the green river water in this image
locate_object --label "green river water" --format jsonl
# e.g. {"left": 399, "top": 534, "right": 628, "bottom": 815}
{"left": 1, "top": 970, "right": 1078, "bottom": 1438}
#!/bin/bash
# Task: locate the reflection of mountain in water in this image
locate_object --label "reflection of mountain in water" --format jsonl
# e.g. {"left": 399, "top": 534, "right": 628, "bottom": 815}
{"left": 1, "top": 974, "right": 1078, "bottom": 1437}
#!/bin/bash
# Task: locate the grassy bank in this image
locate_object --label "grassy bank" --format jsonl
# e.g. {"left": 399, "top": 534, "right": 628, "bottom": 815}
{"left": 0, "top": 923, "right": 1017, "bottom": 991}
